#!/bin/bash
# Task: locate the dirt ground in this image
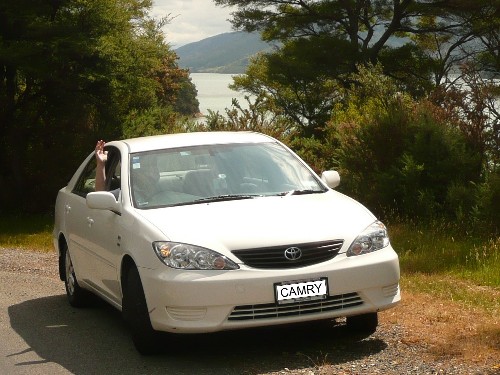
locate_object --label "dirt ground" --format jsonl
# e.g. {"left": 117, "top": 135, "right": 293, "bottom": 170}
{"left": 381, "top": 290, "right": 500, "bottom": 369}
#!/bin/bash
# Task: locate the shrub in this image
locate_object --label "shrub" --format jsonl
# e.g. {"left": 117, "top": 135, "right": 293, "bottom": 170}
{"left": 330, "top": 65, "right": 483, "bottom": 223}
{"left": 472, "top": 172, "right": 500, "bottom": 231}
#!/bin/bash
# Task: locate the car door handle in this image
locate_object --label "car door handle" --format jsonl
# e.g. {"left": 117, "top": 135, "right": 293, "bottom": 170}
{"left": 87, "top": 217, "right": 94, "bottom": 227}
{"left": 65, "top": 204, "right": 71, "bottom": 214}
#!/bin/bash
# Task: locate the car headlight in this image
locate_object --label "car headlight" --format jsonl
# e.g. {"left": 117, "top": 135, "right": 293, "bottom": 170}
{"left": 347, "top": 221, "right": 390, "bottom": 256}
{"left": 152, "top": 242, "right": 239, "bottom": 270}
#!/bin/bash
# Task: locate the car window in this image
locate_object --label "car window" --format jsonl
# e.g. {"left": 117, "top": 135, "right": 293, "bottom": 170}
{"left": 72, "top": 146, "right": 121, "bottom": 198}
{"left": 73, "top": 156, "right": 97, "bottom": 198}
{"left": 130, "top": 142, "right": 325, "bottom": 209}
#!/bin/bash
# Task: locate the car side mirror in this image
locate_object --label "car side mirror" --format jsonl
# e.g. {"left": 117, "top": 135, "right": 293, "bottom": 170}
{"left": 321, "top": 170, "right": 340, "bottom": 189}
{"left": 86, "top": 192, "right": 121, "bottom": 215}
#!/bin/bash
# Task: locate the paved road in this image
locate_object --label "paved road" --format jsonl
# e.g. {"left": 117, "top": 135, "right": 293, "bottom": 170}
{"left": 0, "top": 270, "right": 71, "bottom": 375}
{"left": 0, "top": 262, "right": 386, "bottom": 375}
{"left": 1, "top": 267, "right": 294, "bottom": 375}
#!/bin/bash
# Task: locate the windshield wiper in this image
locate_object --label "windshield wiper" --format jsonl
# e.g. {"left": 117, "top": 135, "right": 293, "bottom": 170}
{"left": 279, "top": 189, "right": 325, "bottom": 196}
{"left": 193, "top": 194, "right": 259, "bottom": 203}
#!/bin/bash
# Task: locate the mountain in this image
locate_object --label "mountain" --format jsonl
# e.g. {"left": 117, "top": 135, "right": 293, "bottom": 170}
{"left": 175, "top": 30, "right": 409, "bottom": 74}
{"left": 175, "top": 32, "right": 273, "bottom": 74}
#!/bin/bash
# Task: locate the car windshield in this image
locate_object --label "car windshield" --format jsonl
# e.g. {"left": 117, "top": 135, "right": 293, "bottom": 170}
{"left": 129, "top": 141, "right": 326, "bottom": 209}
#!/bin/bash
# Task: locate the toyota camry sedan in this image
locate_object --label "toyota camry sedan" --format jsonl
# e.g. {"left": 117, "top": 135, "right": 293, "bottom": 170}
{"left": 53, "top": 131, "right": 400, "bottom": 354}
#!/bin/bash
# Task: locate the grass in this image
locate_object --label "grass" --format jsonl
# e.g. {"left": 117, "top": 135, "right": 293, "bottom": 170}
{"left": 400, "top": 273, "right": 500, "bottom": 316}
{"left": 389, "top": 219, "right": 500, "bottom": 314}
{"left": 389, "top": 220, "right": 500, "bottom": 287}
{"left": 0, "top": 215, "right": 54, "bottom": 252}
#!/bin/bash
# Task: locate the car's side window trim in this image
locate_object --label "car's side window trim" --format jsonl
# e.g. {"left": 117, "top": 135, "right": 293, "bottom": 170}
{"left": 72, "top": 155, "right": 98, "bottom": 198}
{"left": 104, "top": 146, "right": 121, "bottom": 194}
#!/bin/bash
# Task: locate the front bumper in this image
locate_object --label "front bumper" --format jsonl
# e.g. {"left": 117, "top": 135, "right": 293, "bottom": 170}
{"left": 140, "top": 245, "right": 401, "bottom": 333}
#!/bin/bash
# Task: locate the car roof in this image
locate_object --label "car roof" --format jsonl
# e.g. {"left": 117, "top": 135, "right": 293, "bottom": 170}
{"left": 113, "top": 131, "right": 276, "bottom": 153}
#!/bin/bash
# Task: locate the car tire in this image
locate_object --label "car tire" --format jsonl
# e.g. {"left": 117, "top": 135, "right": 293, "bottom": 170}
{"left": 64, "top": 247, "right": 91, "bottom": 307}
{"left": 123, "top": 266, "right": 162, "bottom": 355}
{"left": 346, "top": 312, "right": 378, "bottom": 334}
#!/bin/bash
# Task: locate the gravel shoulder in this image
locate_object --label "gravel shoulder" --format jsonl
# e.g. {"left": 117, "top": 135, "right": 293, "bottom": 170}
{"left": 1, "top": 247, "right": 499, "bottom": 375}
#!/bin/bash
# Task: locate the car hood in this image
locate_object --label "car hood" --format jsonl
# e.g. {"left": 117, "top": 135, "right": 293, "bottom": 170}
{"left": 135, "top": 191, "right": 376, "bottom": 254}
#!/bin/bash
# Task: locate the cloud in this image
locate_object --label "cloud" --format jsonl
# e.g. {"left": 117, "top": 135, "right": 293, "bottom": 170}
{"left": 151, "top": 0, "right": 234, "bottom": 47}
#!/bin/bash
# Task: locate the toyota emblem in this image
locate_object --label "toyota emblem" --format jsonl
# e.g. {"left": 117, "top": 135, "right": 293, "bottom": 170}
{"left": 284, "top": 247, "right": 302, "bottom": 261}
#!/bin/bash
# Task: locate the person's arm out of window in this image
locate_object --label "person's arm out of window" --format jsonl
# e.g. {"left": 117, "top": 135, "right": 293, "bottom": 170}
{"left": 95, "top": 140, "right": 107, "bottom": 191}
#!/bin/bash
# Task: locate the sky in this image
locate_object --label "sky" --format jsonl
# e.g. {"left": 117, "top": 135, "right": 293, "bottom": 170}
{"left": 151, "top": 0, "right": 234, "bottom": 48}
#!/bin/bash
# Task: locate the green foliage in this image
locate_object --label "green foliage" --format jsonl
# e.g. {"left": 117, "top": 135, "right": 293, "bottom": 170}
{"left": 174, "top": 76, "right": 200, "bottom": 115}
{"left": 0, "top": 0, "right": 198, "bottom": 213}
{"left": 215, "top": 0, "right": 499, "bottom": 134}
{"left": 472, "top": 172, "right": 500, "bottom": 229}
{"left": 122, "top": 106, "right": 179, "bottom": 138}
{"left": 288, "top": 136, "right": 338, "bottom": 174}
{"left": 377, "top": 43, "right": 435, "bottom": 97}
{"left": 330, "top": 65, "right": 484, "bottom": 223}
{"left": 231, "top": 53, "right": 341, "bottom": 136}
{"left": 203, "top": 95, "right": 297, "bottom": 141}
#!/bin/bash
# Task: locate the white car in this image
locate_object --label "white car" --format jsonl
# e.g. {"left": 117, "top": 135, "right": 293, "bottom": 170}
{"left": 53, "top": 131, "right": 400, "bottom": 354}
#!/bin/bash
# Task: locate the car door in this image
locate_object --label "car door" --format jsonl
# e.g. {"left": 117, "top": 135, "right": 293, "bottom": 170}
{"left": 83, "top": 147, "right": 124, "bottom": 305}
{"left": 64, "top": 153, "right": 100, "bottom": 286}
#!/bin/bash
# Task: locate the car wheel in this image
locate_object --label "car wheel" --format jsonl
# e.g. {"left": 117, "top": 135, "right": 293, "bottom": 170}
{"left": 346, "top": 312, "right": 378, "bottom": 334}
{"left": 64, "top": 248, "right": 91, "bottom": 307}
{"left": 123, "top": 266, "right": 162, "bottom": 355}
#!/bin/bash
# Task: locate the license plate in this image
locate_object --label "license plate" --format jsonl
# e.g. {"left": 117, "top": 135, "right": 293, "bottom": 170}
{"left": 274, "top": 278, "right": 328, "bottom": 304}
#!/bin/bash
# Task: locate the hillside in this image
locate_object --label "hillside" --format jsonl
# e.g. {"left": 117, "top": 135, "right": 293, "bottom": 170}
{"left": 175, "top": 30, "right": 409, "bottom": 74}
{"left": 175, "top": 32, "right": 273, "bottom": 74}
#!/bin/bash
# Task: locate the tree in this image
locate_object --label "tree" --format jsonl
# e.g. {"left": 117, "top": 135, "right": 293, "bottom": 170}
{"left": 216, "top": 0, "right": 499, "bottom": 132}
{"left": 410, "top": 1, "right": 500, "bottom": 87}
{"left": 0, "top": 0, "right": 198, "bottom": 213}
{"left": 231, "top": 50, "right": 341, "bottom": 136}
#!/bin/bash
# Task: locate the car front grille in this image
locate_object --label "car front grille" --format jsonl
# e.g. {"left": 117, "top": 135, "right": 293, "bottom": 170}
{"left": 227, "top": 292, "right": 363, "bottom": 321}
{"left": 231, "top": 240, "right": 344, "bottom": 269}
